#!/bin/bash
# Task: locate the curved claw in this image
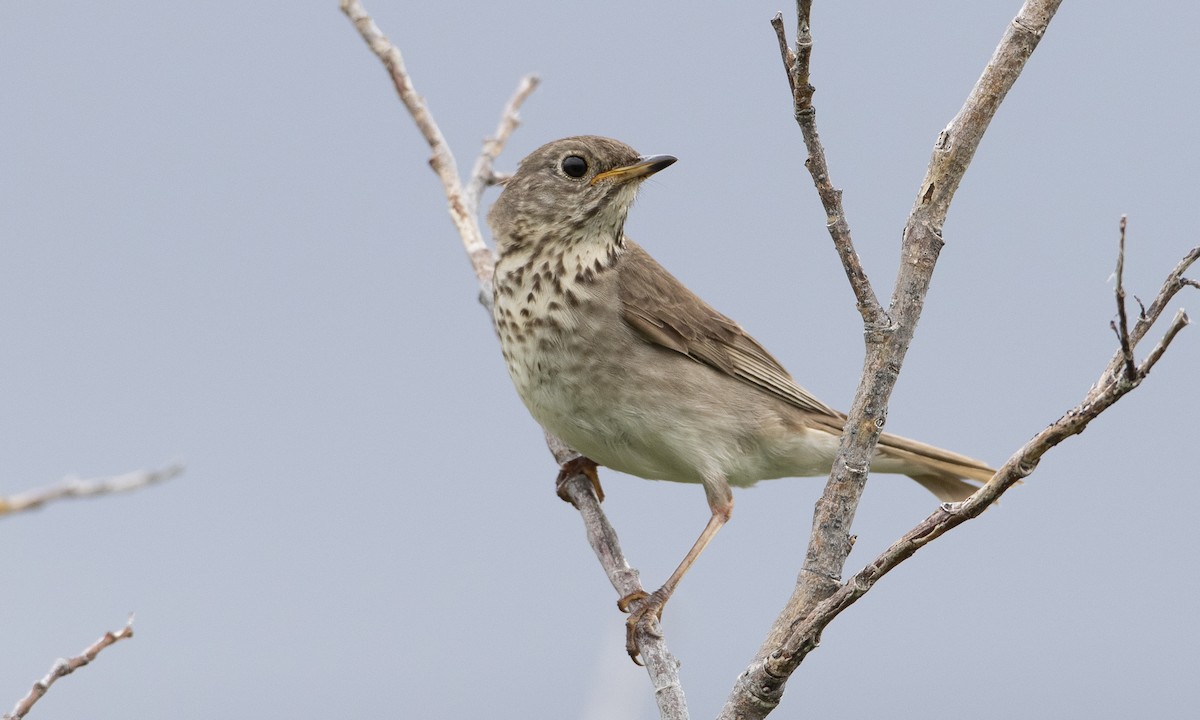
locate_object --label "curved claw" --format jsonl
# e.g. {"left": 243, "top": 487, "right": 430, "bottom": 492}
{"left": 555, "top": 456, "right": 603, "bottom": 506}
{"left": 618, "top": 589, "right": 666, "bottom": 665}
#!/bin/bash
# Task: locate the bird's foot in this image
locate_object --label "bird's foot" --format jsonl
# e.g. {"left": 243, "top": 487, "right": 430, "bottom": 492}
{"left": 555, "top": 456, "right": 603, "bottom": 505}
{"left": 617, "top": 588, "right": 667, "bottom": 665}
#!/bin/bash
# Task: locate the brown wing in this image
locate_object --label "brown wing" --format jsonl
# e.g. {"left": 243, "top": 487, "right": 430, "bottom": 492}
{"left": 617, "top": 239, "right": 838, "bottom": 417}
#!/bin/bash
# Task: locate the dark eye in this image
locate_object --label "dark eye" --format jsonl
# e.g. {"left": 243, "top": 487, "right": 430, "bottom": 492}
{"left": 561, "top": 155, "right": 588, "bottom": 178}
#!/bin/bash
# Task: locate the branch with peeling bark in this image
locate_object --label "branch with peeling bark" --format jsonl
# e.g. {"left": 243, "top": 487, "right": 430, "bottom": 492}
{"left": 4, "top": 617, "right": 135, "bottom": 720}
{"left": 339, "top": 1, "right": 686, "bottom": 717}
{"left": 0, "top": 464, "right": 184, "bottom": 518}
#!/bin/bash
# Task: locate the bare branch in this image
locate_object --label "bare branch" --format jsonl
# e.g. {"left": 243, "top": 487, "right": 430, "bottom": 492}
{"left": 724, "top": 231, "right": 1194, "bottom": 718}
{"left": 555, "top": 461, "right": 687, "bottom": 718}
{"left": 1114, "top": 245, "right": 1200, "bottom": 356}
{"left": 774, "top": 1, "right": 879, "bottom": 322}
{"left": 465, "top": 75, "right": 541, "bottom": 220}
{"left": 4, "top": 617, "right": 135, "bottom": 720}
{"left": 769, "top": 14, "right": 796, "bottom": 98}
{"left": 723, "top": 2, "right": 1065, "bottom": 717}
{"left": 1112, "top": 215, "right": 1137, "bottom": 379}
{"left": 760, "top": 249, "right": 1197, "bottom": 674}
{"left": 766, "top": 308, "right": 1190, "bottom": 673}
{"left": 340, "top": 0, "right": 495, "bottom": 286}
{"left": 0, "top": 464, "right": 184, "bottom": 518}
{"left": 1138, "top": 309, "right": 1190, "bottom": 376}
{"left": 341, "top": 2, "right": 685, "bottom": 716}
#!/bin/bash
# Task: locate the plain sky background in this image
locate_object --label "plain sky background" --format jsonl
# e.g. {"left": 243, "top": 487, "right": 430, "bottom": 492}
{"left": 3, "top": 1, "right": 1198, "bottom": 718}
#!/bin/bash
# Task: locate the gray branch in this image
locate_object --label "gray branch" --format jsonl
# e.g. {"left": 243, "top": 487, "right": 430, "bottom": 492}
{"left": 728, "top": 240, "right": 1194, "bottom": 719}
{"left": 340, "top": 2, "right": 687, "bottom": 716}
{"left": 0, "top": 464, "right": 184, "bottom": 518}
{"left": 4, "top": 617, "right": 135, "bottom": 720}
{"left": 721, "top": 1, "right": 1066, "bottom": 717}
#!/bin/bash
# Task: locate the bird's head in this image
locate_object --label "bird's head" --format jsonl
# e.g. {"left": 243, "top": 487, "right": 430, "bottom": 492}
{"left": 488, "top": 135, "right": 676, "bottom": 257}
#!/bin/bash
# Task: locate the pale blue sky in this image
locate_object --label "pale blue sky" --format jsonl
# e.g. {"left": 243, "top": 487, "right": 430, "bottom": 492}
{"left": 3, "top": 2, "right": 1197, "bottom": 718}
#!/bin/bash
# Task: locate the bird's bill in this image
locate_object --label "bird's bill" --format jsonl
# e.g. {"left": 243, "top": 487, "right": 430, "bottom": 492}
{"left": 590, "top": 154, "right": 678, "bottom": 185}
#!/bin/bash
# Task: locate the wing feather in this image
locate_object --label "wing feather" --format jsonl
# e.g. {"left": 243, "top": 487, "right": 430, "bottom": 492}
{"left": 617, "top": 240, "right": 837, "bottom": 417}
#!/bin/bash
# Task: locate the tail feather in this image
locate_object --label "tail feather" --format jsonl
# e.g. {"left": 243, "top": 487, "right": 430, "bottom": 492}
{"left": 877, "top": 431, "right": 995, "bottom": 502}
{"left": 805, "top": 415, "right": 996, "bottom": 502}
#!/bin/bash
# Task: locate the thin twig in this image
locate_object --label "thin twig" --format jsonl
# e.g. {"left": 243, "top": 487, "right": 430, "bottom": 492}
{"left": 0, "top": 464, "right": 184, "bottom": 517}
{"left": 340, "top": 0, "right": 493, "bottom": 286}
{"left": 4, "top": 617, "right": 135, "bottom": 720}
{"left": 1112, "top": 215, "right": 1137, "bottom": 379}
{"left": 341, "top": 3, "right": 686, "bottom": 716}
{"left": 773, "top": 1, "right": 878, "bottom": 321}
{"left": 1119, "top": 245, "right": 1200, "bottom": 351}
{"left": 1137, "top": 309, "right": 1190, "bottom": 375}
{"left": 465, "top": 75, "right": 541, "bottom": 220}
{"left": 769, "top": 14, "right": 796, "bottom": 97}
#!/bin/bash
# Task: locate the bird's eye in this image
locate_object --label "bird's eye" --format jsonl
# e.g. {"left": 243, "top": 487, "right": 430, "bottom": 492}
{"left": 561, "top": 155, "right": 588, "bottom": 178}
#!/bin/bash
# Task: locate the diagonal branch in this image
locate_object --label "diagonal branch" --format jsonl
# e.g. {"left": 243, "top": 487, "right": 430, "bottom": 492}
{"left": 0, "top": 463, "right": 184, "bottom": 518}
{"left": 464, "top": 75, "right": 540, "bottom": 224}
{"left": 724, "top": 236, "right": 1192, "bottom": 719}
{"left": 340, "top": 2, "right": 686, "bottom": 717}
{"left": 340, "top": 0, "right": 532, "bottom": 286}
{"left": 4, "top": 617, "right": 135, "bottom": 720}
{"left": 762, "top": 242, "right": 1194, "bottom": 676}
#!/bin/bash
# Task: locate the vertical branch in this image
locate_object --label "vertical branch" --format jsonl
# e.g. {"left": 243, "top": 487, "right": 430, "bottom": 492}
{"left": 772, "top": 6, "right": 881, "bottom": 322}
{"left": 1111, "top": 215, "right": 1138, "bottom": 379}
{"left": 722, "top": 2, "right": 1065, "bottom": 718}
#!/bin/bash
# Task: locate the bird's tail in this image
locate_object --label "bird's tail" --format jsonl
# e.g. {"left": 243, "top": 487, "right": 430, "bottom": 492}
{"left": 874, "top": 431, "right": 996, "bottom": 502}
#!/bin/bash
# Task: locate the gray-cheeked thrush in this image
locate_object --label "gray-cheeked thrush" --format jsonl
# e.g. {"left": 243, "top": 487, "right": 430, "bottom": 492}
{"left": 487, "top": 136, "right": 993, "bottom": 661}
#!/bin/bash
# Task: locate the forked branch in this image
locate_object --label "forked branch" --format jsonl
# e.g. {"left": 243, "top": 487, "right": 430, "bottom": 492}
{"left": 339, "top": 0, "right": 535, "bottom": 290}
{"left": 719, "top": 3, "right": 1193, "bottom": 718}
{"left": 760, "top": 235, "right": 1194, "bottom": 681}
{"left": 732, "top": 0, "right": 1059, "bottom": 714}
{"left": 339, "top": 2, "right": 685, "bottom": 717}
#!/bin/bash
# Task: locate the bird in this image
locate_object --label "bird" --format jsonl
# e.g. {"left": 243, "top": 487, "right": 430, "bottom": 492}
{"left": 487, "top": 135, "right": 994, "bottom": 661}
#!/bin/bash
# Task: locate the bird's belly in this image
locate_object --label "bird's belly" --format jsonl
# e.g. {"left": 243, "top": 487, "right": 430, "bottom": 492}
{"left": 497, "top": 306, "right": 702, "bottom": 482}
{"left": 501, "top": 322, "right": 836, "bottom": 486}
{"left": 494, "top": 270, "right": 840, "bottom": 487}
{"left": 514, "top": 341, "right": 697, "bottom": 481}
{"left": 523, "top": 373, "right": 839, "bottom": 486}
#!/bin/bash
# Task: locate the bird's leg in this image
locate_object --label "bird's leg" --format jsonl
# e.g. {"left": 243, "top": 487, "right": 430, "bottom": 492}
{"left": 555, "top": 456, "right": 603, "bottom": 505}
{"left": 618, "top": 486, "right": 733, "bottom": 663}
